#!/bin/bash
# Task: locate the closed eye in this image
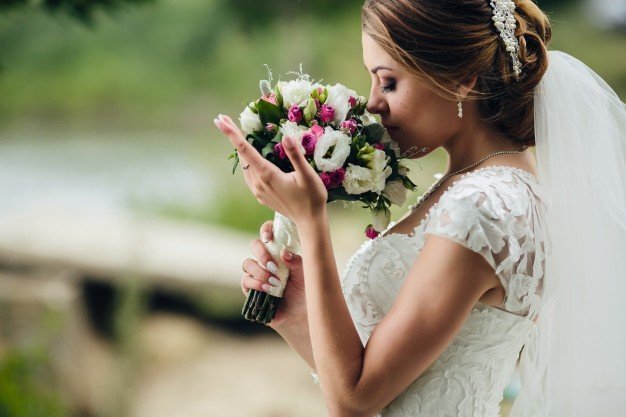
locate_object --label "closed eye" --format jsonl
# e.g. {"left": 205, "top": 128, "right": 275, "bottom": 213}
{"left": 379, "top": 80, "right": 396, "bottom": 94}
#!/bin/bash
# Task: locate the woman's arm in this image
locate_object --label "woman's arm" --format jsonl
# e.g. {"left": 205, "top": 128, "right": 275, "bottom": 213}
{"left": 272, "top": 315, "right": 317, "bottom": 372}
{"left": 295, "top": 208, "right": 498, "bottom": 417}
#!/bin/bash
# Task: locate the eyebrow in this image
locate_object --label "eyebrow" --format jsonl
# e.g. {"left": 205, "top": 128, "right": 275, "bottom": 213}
{"left": 365, "top": 65, "right": 393, "bottom": 74}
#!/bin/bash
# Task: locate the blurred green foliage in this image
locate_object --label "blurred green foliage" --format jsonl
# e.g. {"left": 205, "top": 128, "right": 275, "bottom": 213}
{"left": 0, "top": 349, "right": 68, "bottom": 417}
{"left": 0, "top": 0, "right": 154, "bottom": 24}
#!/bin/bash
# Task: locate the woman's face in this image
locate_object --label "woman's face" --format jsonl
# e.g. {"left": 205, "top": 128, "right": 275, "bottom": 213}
{"left": 362, "top": 32, "right": 461, "bottom": 158}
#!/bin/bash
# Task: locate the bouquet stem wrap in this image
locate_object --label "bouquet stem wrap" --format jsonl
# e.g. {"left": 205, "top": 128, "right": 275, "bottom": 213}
{"left": 242, "top": 211, "right": 300, "bottom": 324}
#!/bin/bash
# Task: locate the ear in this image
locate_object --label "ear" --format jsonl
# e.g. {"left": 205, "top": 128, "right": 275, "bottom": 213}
{"left": 458, "top": 75, "right": 478, "bottom": 100}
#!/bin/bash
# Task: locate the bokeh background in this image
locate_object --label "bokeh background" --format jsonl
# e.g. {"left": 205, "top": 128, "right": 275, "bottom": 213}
{"left": 0, "top": 1, "right": 624, "bottom": 416}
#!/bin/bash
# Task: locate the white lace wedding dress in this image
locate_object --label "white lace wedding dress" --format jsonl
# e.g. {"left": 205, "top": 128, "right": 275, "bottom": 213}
{"left": 339, "top": 165, "right": 549, "bottom": 417}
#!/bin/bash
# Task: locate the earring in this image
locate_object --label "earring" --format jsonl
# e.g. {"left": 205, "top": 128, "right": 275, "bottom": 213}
{"left": 457, "top": 93, "right": 463, "bottom": 118}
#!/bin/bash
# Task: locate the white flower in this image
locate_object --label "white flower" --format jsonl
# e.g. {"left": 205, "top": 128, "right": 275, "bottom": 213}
{"left": 383, "top": 180, "right": 407, "bottom": 206}
{"left": 371, "top": 165, "right": 393, "bottom": 194}
{"left": 313, "top": 127, "right": 351, "bottom": 172}
{"left": 371, "top": 206, "right": 391, "bottom": 232}
{"left": 365, "top": 149, "right": 393, "bottom": 193}
{"left": 397, "top": 160, "right": 409, "bottom": 176}
{"left": 362, "top": 111, "right": 378, "bottom": 126}
{"left": 279, "top": 121, "right": 307, "bottom": 154}
{"left": 342, "top": 164, "right": 376, "bottom": 194}
{"left": 239, "top": 103, "right": 262, "bottom": 135}
{"left": 279, "top": 79, "right": 319, "bottom": 110}
{"left": 325, "top": 83, "right": 358, "bottom": 124}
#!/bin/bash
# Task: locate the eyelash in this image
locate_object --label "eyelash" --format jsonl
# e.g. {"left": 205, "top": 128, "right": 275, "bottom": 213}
{"left": 379, "top": 80, "right": 396, "bottom": 94}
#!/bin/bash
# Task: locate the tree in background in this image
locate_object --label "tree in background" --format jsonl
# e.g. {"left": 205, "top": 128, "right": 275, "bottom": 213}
{"left": 0, "top": 0, "right": 154, "bottom": 24}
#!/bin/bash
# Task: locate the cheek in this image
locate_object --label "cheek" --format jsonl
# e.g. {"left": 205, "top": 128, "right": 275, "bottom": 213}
{"left": 396, "top": 92, "right": 456, "bottom": 141}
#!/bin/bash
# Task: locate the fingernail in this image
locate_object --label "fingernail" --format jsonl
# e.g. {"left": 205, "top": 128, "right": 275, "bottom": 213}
{"left": 213, "top": 119, "right": 220, "bottom": 128}
{"left": 269, "top": 277, "right": 281, "bottom": 286}
{"left": 261, "top": 283, "right": 270, "bottom": 291}
{"left": 283, "top": 251, "right": 293, "bottom": 260}
{"left": 266, "top": 261, "right": 278, "bottom": 275}
{"left": 261, "top": 232, "right": 270, "bottom": 243}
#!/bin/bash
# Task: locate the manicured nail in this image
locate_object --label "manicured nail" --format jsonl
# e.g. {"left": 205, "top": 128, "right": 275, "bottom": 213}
{"left": 261, "top": 284, "right": 270, "bottom": 292}
{"left": 213, "top": 119, "right": 220, "bottom": 128}
{"left": 269, "top": 277, "right": 281, "bottom": 286}
{"left": 283, "top": 251, "right": 293, "bottom": 260}
{"left": 266, "top": 261, "right": 278, "bottom": 275}
{"left": 261, "top": 232, "right": 270, "bottom": 243}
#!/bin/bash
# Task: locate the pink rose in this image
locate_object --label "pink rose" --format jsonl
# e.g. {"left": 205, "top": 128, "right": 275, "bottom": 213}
{"left": 309, "top": 123, "right": 324, "bottom": 138}
{"left": 340, "top": 119, "right": 358, "bottom": 135}
{"left": 266, "top": 123, "right": 278, "bottom": 133}
{"left": 288, "top": 104, "right": 303, "bottom": 123}
{"left": 374, "top": 143, "right": 386, "bottom": 151}
{"left": 261, "top": 93, "right": 277, "bottom": 105}
{"left": 319, "top": 104, "right": 335, "bottom": 124}
{"left": 349, "top": 96, "right": 357, "bottom": 107}
{"left": 329, "top": 168, "right": 346, "bottom": 188}
{"left": 319, "top": 172, "right": 332, "bottom": 189}
{"left": 301, "top": 133, "right": 317, "bottom": 156}
{"left": 365, "top": 224, "right": 380, "bottom": 239}
{"left": 274, "top": 142, "right": 287, "bottom": 159}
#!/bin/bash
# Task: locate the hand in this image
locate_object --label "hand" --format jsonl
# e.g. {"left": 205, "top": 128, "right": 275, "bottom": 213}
{"left": 213, "top": 114, "right": 328, "bottom": 224}
{"left": 240, "top": 220, "right": 307, "bottom": 329}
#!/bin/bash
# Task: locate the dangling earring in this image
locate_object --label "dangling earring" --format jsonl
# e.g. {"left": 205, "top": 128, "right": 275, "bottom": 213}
{"left": 457, "top": 93, "right": 463, "bottom": 118}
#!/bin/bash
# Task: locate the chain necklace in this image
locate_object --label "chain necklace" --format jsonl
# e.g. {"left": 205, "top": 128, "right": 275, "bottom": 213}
{"left": 408, "top": 146, "right": 528, "bottom": 213}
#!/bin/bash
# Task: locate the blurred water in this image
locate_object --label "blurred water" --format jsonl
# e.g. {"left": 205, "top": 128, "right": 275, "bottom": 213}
{"left": 0, "top": 130, "right": 217, "bottom": 217}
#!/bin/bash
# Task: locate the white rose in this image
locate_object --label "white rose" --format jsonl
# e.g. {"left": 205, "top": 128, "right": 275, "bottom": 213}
{"left": 371, "top": 206, "right": 391, "bottom": 232}
{"left": 279, "top": 79, "right": 319, "bottom": 110}
{"left": 382, "top": 180, "right": 408, "bottom": 206}
{"left": 313, "top": 127, "right": 351, "bottom": 172}
{"left": 325, "top": 83, "right": 358, "bottom": 124}
{"left": 279, "top": 121, "right": 307, "bottom": 154}
{"left": 239, "top": 103, "right": 262, "bottom": 135}
{"left": 342, "top": 163, "right": 376, "bottom": 194}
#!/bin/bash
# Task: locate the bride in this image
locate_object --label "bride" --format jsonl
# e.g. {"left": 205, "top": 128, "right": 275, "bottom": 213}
{"left": 214, "top": 0, "right": 626, "bottom": 416}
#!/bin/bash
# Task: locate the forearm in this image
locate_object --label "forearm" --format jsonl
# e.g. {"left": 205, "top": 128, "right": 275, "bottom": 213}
{"left": 295, "top": 209, "right": 364, "bottom": 410}
{"left": 272, "top": 317, "right": 317, "bottom": 372}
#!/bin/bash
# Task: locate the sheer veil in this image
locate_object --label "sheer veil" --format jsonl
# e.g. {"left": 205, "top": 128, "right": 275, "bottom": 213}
{"left": 510, "top": 50, "right": 626, "bottom": 416}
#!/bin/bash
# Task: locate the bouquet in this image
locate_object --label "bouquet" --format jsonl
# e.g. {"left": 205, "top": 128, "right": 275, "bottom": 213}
{"left": 231, "top": 67, "right": 417, "bottom": 324}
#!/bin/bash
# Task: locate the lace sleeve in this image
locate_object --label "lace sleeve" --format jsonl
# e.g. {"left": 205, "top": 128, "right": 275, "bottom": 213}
{"left": 422, "top": 172, "right": 544, "bottom": 318}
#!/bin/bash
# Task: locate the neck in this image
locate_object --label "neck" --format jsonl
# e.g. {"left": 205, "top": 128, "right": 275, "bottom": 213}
{"left": 442, "top": 118, "right": 525, "bottom": 174}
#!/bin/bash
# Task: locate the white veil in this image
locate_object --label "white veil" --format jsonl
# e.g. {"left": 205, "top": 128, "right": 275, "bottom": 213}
{"left": 510, "top": 50, "right": 626, "bottom": 416}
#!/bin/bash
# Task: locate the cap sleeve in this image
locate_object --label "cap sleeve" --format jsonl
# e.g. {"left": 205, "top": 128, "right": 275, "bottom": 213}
{"left": 422, "top": 170, "right": 544, "bottom": 318}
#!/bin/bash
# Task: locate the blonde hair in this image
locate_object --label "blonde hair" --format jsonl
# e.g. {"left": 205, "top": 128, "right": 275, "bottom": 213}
{"left": 361, "top": 0, "right": 552, "bottom": 147}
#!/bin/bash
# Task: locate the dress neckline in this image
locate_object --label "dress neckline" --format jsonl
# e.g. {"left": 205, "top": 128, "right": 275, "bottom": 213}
{"left": 378, "top": 165, "right": 539, "bottom": 240}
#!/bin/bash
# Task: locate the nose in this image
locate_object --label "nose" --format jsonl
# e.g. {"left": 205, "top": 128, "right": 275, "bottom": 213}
{"left": 366, "top": 85, "right": 388, "bottom": 115}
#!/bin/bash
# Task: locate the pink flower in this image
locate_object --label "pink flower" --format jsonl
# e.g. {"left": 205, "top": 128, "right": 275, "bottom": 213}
{"left": 301, "top": 133, "right": 317, "bottom": 156}
{"left": 314, "top": 99, "right": 321, "bottom": 110}
{"left": 274, "top": 142, "right": 287, "bottom": 159}
{"left": 374, "top": 143, "right": 386, "bottom": 151}
{"left": 266, "top": 123, "right": 278, "bottom": 133}
{"left": 309, "top": 123, "right": 325, "bottom": 138}
{"left": 365, "top": 224, "right": 380, "bottom": 239}
{"left": 319, "top": 168, "right": 345, "bottom": 190}
{"left": 319, "top": 172, "right": 332, "bottom": 189}
{"left": 261, "top": 93, "right": 277, "bottom": 105}
{"left": 319, "top": 104, "right": 335, "bottom": 124}
{"left": 349, "top": 96, "right": 357, "bottom": 107}
{"left": 329, "top": 167, "right": 346, "bottom": 188}
{"left": 340, "top": 119, "right": 358, "bottom": 135}
{"left": 288, "top": 104, "right": 303, "bottom": 123}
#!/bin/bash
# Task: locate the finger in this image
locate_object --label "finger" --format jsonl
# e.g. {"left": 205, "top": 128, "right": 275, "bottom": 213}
{"left": 242, "top": 257, "right": 273, "bottom": 283}
{"left": 282, "top": 136, "right": 314, "bottom": 176}
{"left": 214, "top": 114, "right": 265, "bottom": 168}
{"left": 241, "top": 273, "right": 266, "bottom": 295}
{"left": 250, "top": 239, "right": 279, "bottom": 276}
{"left": 260, "top": 220, "right": 274, "bottom": 243}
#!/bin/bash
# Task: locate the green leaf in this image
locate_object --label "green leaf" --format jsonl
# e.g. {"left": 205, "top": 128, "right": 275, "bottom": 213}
{"left": 256, "top": 99, "right": 283, "bottom": 126}
{"left": 362, "top": 123, "right": 385, "bottom": 143}
{"left": 261, "top": 142, "right": 275, "bottom": 158}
